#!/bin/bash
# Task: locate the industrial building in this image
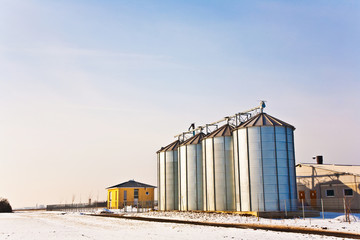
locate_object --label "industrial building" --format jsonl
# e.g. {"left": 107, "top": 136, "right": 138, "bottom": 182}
{"left": 107, "top": 180, "right": 156, "bottom": 209}
{"left": 232, "top": 113, "right": 297, "bottom": 212}
{"left": 202, "top": 124, "right": 235, "bottom": 211}
{"left": 179, "top": 133, "right": 205, "bottom": 211}
{"left": 157, "top": 102, "right": 298, "bottom": 213}
{"left": 157, "top": 141, "right": 179, "bottom": 210}
{"left": 296, "top": 158, "right": 360, "bottom": 212}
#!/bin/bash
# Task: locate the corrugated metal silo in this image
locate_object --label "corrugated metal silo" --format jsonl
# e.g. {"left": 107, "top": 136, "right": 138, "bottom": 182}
{"left": 178, "top": 133, "right": 205, "bottom": 211}
{"left": 232, "top": 113, "right": 297, "bottom": 212}
{"left": 202, "top": 124, "right": 235, "bottom": 211}
{"left": 157, "top": 140, "right": 179, "bottom": 210}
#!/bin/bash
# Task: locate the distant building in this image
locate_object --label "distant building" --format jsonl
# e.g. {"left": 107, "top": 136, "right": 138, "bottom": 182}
{"left": 296, "top": 162, "right": 360, "bottom": 212}
{"left": 106, "top": 180, "right": 156, "bottom": 209}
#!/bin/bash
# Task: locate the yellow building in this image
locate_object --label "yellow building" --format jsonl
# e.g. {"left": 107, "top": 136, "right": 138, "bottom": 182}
{"left": 107, "top": 180, "right": 156, "bottom": 209}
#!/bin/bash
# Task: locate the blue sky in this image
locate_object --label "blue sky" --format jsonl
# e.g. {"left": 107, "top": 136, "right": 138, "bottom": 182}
{"left": 0, "top": 0, "right": 359, "bottom": 208}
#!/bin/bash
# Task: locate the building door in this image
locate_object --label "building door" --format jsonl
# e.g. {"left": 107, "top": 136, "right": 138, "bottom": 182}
{"left": 310, "top": 190, "right": 317, "bottom": 207}
{"left": 299, "top": 191, "right": 305, "bottom": 200}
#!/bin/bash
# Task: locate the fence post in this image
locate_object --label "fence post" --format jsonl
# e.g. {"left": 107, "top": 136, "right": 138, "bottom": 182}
{"left": 302, "top": 199, "right": 305, "bottom": 219}
{"left": 321, "top": 198, "right": 324, "bottom": 219}
{"left": 343, "top": 198, "right": 346, "bottom": 222}
{"left": 257, "top": 197, "right": 260, "bottom": 221}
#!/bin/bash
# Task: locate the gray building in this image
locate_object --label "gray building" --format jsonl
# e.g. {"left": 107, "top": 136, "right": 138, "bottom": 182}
{"left": 296, "top": 162, "right": 360, "bottom": 212}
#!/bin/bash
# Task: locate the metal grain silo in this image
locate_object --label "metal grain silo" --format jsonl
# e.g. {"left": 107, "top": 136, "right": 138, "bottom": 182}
{"left": 232, "top": 113, "right": 297, "bottom": 212}
{"left": 178, "top": 133, "right": 205, "bottom": 211}
{"left": 202, "top": 124, "right": 235, "bottom": 211}
{"left": 157, "top": 140, "right": 179, "bottom": 211}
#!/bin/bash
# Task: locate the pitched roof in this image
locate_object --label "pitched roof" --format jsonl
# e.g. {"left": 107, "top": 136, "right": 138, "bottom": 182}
{"left": 107, "top": 180, "right": 156, "bottom": 189}
{"left": 180, "top": 132, "right": 206, "bottom": 146}
{"left": 205, "top": 124, "right": 234, "bottom": 138}
{"left": 297, "top": 163, "right": 360, "bottom": 177}
{"left": 157, "top": 140, "right": 179, "bottom": 153}
{"left": 237, "top": 112, "right": 295, "bottom": 130}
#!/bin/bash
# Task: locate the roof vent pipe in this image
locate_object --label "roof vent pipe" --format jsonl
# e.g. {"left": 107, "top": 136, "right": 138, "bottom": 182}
{"left": 188, "top": 123, "right": 195, "bottom": 136}
{"left": 259, "top": 100, "right": 266, "bottom": 113}
{"left": 313, "top": 155, "right": 323, "bottom": 164}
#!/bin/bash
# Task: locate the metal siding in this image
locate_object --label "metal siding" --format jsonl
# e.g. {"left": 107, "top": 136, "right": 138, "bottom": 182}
{"left": 225, "top": 136, "right": 235, "bottom": 211}
{"left": 173, "top": 150, "right": 179, "bottom": 209}
{"left": 165, "top": 150, "right": 178, "bottom": 210}
{"left": 205, "top": 138, "right": 215, "bottom": 211}
{"left": 165, "top": 151, "right": 174, "bottom": 210}
{"left": 157, "top": 153, "right": 160, "bottom": 210}
{"left": 287, "top": 128, "right": 297, "bottom": 210}
{"left": 239, "top": 129, "right": 250, "bottom": 211}
{"left": 202, "top": 140, "right": 207, "bottom": 210}
{"left": 196, "top": 144, "right": 204, "bottom": 210}
{"left": 177, "top": 148, "right": 181, "bottom": 210}
{"left": 233, "top": 131, "right": 241, "bottom": 211}
{"left": 261, "top": 126, "right": 279, "bottom": 211}
{"left": 275, "top": 126, "right": 291, "bottom": 211}
{"left": 159, "top": 152, "right": 166, "bottom": 210}
{"left": 187, "top": 144, "right": 197, "bottom": 210}
{"left": 214, "top": 137, "right": 226, "bottom": 210}
{"left": 248, "top": 127, "right": 264, "bottom": 211}
{"left": 179, "top": 146, "right": 187, "bottom": 210}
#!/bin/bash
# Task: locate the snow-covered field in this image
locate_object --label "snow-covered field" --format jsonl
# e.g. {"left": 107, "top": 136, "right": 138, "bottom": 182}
{"left": 129, "top": 210, "right": 360, "bottom": 234}
{"left": 0, "top": 211, "right": 358, "bottom": 240}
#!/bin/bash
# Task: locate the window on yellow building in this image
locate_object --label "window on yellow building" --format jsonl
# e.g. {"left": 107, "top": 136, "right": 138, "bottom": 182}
{"left": 134, "top": 189, "right": 139, "bottom": 199}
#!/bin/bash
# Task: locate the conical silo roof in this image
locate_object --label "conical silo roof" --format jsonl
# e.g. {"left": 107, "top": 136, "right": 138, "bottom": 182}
{"left": 205, "top": 124, "right": 234, "bottom": 138}
{"left": 157, "top": 140, "right": 180, "bottom": 153}
{"left": 180, "top": 132, "right": 206, "bottom": 146}
{"left": 237, "top": 112, "right": 295, "bottom": 130}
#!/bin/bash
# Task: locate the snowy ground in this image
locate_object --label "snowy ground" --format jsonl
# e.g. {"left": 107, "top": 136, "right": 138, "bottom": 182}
{"left": 128, "top": 210, "right": 360, "bottom": 234}
{"left": 0, "top": 211, "right": 358, "bottom": 240}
